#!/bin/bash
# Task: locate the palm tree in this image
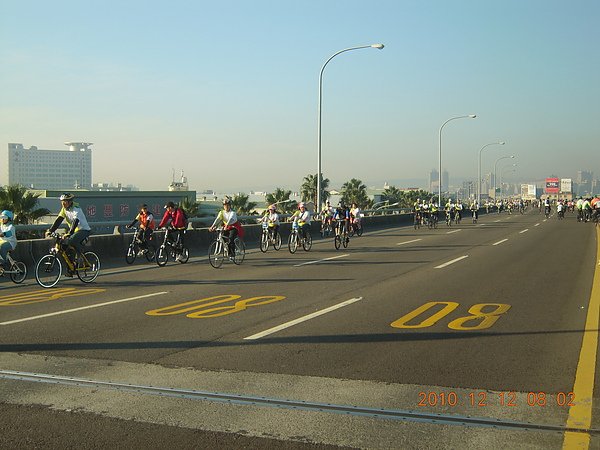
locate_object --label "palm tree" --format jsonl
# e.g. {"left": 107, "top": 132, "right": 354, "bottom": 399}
{"left": 340, "top": 178, "right": 369, "bottom": 207}
{"left": 179, "top": 197, "right": 199, "bottom": 218}
{"left": 382, "top": 186, "right": 403, "bottom": 204}
{"left": 0, "top": 185, "right": 50, "bottom": 225}
{"left": 265, "top": 188, "right": 295, "bottom": 213}
{"left": 230, "top": 194, "right": 258, "bottom": 216}
{"left": 300, "top": 174, "right": 330, "bottom": 208}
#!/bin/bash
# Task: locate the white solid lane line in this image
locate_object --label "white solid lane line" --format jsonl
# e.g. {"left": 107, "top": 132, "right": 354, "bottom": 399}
{"left": 519, "top": 229, "right": 529, "bottom": 234}
{"left": 493, "top": 239, "right": 509, "bottom": 246}
{"left": 293, "top": 254, "right": 349, "bottom": 267}
{"left": 396, "top": 239, "right": 422, "bottom": 246}
{"left": 0, "top": 292, "right": 168, "bottom": 326}
{"left": 244, "top": 297, "right": 363, "bottom": 340}
{"left": 434, "top": 255, "right": 469, "bottom": 269}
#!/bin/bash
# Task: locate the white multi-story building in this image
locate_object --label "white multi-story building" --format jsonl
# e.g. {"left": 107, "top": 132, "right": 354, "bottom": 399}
{"left": 8, "top": 142, "right": 92, "bottom": 190}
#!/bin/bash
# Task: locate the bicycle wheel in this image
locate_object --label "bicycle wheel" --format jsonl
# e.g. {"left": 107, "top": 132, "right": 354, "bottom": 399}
{"left": 208, "top": 240, "right": 224, "bottom": 268}
{"left": 233, "top": 238, "right": 246, "bottom": 265}
{"left": 302, "top": 233, "right": 312, "bottom": 251}
{"left": 10, "top": 261, "right": 27, "bottom": 284}
{"left": 77, "top": 252, "right": 100, "bottom": 283}
{"left": 125, "top": 244, "right": 137, "bottom": 264}
{"left": 288, "top": 233, "right": 298, "bottom": 254}
{"left": 35, "top": 254, "right": 62, "bottom": 288}
{"left": 260, "top": 232, "right": 269, "bottom": 253}
{"left": 178, "top": 247, "right": 190, "bottom": 264}
{"left": 342, "top": 235, "right": 349, "bottom": 248}
{"left": 156, "top": 245, "right": 169, "bottom": 267}
{"left": 145, "top": 244, "right": 156, "bottom": 262}
{"left": 334, "top": 235, "right": 341, "bottom": 250}
{"left": 273, "top": 233, "right": 282, "bottom": 251}
{"left": 356, "top": 224, "right": 363, "bottom": 237}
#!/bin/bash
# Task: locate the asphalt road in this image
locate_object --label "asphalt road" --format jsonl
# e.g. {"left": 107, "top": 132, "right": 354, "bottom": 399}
{"left": 0, "top": 209, "right": 598, "bottom": 449}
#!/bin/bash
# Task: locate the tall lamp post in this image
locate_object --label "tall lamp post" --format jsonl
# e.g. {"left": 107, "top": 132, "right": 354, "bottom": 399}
{"left": 317, "top": 43, "right": 384, "bottom": 211}
{"left": 478, "top": 141, "right": 505, "bottom": 204}
{"left": 493, "top": 155, "right": 515, "bottom": 202}
{"left": 438, "top": 114, "right": 476, "bottom": 207}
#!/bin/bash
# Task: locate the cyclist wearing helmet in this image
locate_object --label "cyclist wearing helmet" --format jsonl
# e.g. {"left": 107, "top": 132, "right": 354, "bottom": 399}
{"left": 0, "top": 210, "right": 17, "bottom": 270}
{"left": 158, "top": 201, "right": 188, "bottom": 260}
{"left": 209, "top": 197, "right": 245, "bottom": 256}
{"left": 46, "top": 193, "right": 91, "bottom": 258}
{"left": 290, "top": 202, "right": 311, "bottom": 240}
{"left": 261, "top": 204, "right": 280, "bottom": 241}
{"left": 333, "top": 202, "right": 350, "bottom": 237}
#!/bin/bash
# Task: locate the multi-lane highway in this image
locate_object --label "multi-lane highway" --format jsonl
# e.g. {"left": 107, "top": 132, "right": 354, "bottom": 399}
{"left": 0, "top": 210, "right": 598, "bottom": 449}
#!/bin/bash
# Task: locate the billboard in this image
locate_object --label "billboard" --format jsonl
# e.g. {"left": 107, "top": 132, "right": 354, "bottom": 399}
{"left": 521, "top": 184, "right": 537, "bottom": 199}
{"left": 545, "top": 178, "right": 560, "bottom": 194}
{"left": 561, "top": 178, "right": 572, "bottom": 193}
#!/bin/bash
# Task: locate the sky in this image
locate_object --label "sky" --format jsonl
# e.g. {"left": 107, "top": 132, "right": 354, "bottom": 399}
{"left": 1, "top": 0, "right": 599, "bottom": 193}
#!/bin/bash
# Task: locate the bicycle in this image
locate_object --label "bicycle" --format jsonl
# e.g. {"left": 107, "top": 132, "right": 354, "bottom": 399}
{"left": 260, "top": 221, "right": 282, "bottom": 252}
{"left": 428, "top": 212, "right": 439, "bottom": 229}
{"left": 35, "top": 232, "right": 100, "bottom": 288}
{"left": 445, "top": 211, "right": 452, "bottom": 227}
{"left": 413, "top": 211, "right": 422, "bottom": 230}
{"left": 348, "top": 218, "right": 363, "bottom": 237}
{"left": 320, "top": 216, "right": 333, "bottom": 238}
{"left": 334, "top": 222, "right": 350, "bottom": 250}
{"left": 454, "top": 210, "right": 461, "bottom": 225}
{"left": 156, "top": 227, "right": 189, "bottom": 267}
{"left": 544, "top": 206, "right": 551, "bottom": 219}
{"left": 471, "top": 209, "right": 478, "bottom": 224}
{"left": 208, "top": 228, "right": 245, "bottom": 268}
{"left": 288, "top": 221, "right": 312, "bottom": 253}
{"left": 0, "top": 252, "right": 27, "bottom": 284}
{"left": 125, "top": 227, "right": 156, "bottom": 264}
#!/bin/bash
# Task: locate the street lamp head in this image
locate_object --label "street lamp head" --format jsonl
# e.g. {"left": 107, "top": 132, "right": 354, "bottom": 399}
{"left": 499, "top": 141, "right": 505, "bottom": 145}
{"left": 468, "top": 114, "right": 477, "bottom": 119}
{"left": 371, "top": 44, "right": 385, "bottom": 49}
{"left": 510, "top": 155, "right": 515, "bottom": 158}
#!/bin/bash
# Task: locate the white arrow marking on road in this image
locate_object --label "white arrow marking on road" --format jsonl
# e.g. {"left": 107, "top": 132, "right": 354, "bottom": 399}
{"left": 294, "top": 254, "right": 349, "bottom": 267}
{"left": 244, "top": 297, "right": 363, "bottom": 340}
{"left": 396, "top": 239, "right": 422, "bottom": 246}
{"left": 435, "top": 255, "right": 469, "bottom": 269}
{"left": 0, "top": 292, "right": 168, "bottom": 326}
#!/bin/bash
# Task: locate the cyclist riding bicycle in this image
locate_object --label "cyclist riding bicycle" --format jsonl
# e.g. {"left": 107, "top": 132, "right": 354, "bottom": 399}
{"left": 350, "top": 202, "right": 362, "bottom": 233}
{"left": 261, "top": 204, "right": 280, "bottom": 240}
{"left": 158, "top": 201, "right": 188, "bottom": 261}
{"left": 209, "top": 197, "right": 245, "bottom": 257}
{"left": 127, "top": 203, "right": 155, "bottom": 254}
{"left": 321, "top": 201, "right": 334, "bottom": 228}
{"left": 290, "top": 202, "right": 311, "bottom": 241}
{"left": 334, "top": 202, "right": 350, "bottom": 238}
{"left": 0, "top": 210, "right": 17, "bottom": 272}
{"left": 45, "top": 193, "right": 92, "bottom": 269}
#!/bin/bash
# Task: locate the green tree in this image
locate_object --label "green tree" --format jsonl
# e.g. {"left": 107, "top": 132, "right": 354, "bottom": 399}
{"left": 300, "top": 174, "right": 330, "bottom": 208}
{"left": 382, "top": 186, "right": 403, "bottom": 204}
{"left": 340, "top": 178, "right": 369, "bottom": 207}
{"left": 0, "top": 185, "right": 50, "bottom": 225}
{"left": 179, "top": 197, "right": 199, "bottom": 217}
{"left": 230, "top": 194, "right": 258, "bottom": 216}
{"left": 265, "top": 188, "right": 295, "bottom": 214}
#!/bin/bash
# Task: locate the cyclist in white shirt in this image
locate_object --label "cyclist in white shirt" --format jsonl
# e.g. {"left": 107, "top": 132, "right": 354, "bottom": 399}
{"left": 261, "top": 204, "right": 280, "bottom": 241}
{"left": 46, "top": 193, "right": 91, "bottom": 258}
{"left": 290, "top": 202, "right": 311, "bottom": 240}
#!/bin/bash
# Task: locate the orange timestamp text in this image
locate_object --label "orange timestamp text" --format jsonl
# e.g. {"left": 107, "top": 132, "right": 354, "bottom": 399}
{"left": 417, "top": 391, "right": 575, "bottom": 408}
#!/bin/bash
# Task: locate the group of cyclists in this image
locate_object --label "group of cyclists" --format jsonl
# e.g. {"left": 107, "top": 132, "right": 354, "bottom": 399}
{"left": 412, "top": 198, "right": 480, "bottom": 228}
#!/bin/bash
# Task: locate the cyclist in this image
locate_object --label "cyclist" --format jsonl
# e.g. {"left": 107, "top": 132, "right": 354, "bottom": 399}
{"left": 158, "top": 201, "right": 188, "bottom": 261}
{"left": 127, "top": 204, "right": 155, "bottom": 254}
{"left": 582, "top": 197, "right": 592, "bottom": 222}
{"left": 261, "top": 204, "right": 280, "bottom": 241}
{"left": 470, "top": 201, "right": 479, "bottom": 222}
{"left": 430, "top": 200, "right": 439, "bottom": 226}
{"left": 290, "top": 202, "right": 311, "bottom": 241}
{"left": 350, "top": 202, "right": 362, "bottom": 234}
{"left": 45, "top": 193, "right": 91, "bottom": 267}
{"left": 0, "top": 210, "right": 17, "bottom": 272}
{"left": 209, "top": 197, "right": 244, "bottom": 257}
{"left": 543, "top": 197, "right": 551, "bottom": 217}
{"left": 444, "top": 200, "right": 454, "bottom": 225}
{"left": 321, "top": 201, "right": 334, "bottom": 234}
{"left": 334, "top": 202, "right": 350, "bottom": 240}
{"left": 455, "top": 200, "right": 463, "bottom": 223}
{"left": 413, "top": 199, "right": 422, "bottom": 226}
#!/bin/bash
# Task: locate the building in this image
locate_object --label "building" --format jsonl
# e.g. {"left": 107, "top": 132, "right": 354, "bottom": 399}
{"left": 8, "top": 142, "right": 92, "bottom": 190}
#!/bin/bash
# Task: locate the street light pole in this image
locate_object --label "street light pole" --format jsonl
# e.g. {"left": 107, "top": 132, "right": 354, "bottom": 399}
{"left": 317, "top": 43, "right": 384, "bottom": 212}
{"left": 438, "top": 114, "right": 476, "bottom": 208}
{"left": 493, "top": 155, "right": 515, "bottom": 202}
{"left": 478, "top": 141, "right": 505, "bottom": 204}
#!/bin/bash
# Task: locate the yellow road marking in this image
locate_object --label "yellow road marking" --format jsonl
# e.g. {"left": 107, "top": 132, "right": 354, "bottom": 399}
{"left": 0, "top": 288, "right": 106, "bottom": 306}
{"left": 563, "top": 227, "right": 600, "bottom": 449}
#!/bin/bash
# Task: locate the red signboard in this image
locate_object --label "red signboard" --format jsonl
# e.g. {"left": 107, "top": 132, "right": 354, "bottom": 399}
{"left": 545, "top": 177, "right": 560, "bottom": 194}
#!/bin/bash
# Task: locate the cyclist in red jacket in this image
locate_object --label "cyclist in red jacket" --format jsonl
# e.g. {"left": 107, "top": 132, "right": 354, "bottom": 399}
{"left": 158, "top": 201, "right": 187, "bottom": 258}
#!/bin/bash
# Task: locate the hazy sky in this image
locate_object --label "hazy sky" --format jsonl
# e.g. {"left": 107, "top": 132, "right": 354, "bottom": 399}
{"left": 1, "top": 0, "right": 599, "bottom": 193}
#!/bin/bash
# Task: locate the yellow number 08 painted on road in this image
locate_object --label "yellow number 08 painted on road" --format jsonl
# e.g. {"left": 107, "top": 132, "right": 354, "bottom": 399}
{"left": 146, "top": 295, "right": 286, "bottom": 319}
{"left": 390, "top": 301, "right": 511, "bottom": 330}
